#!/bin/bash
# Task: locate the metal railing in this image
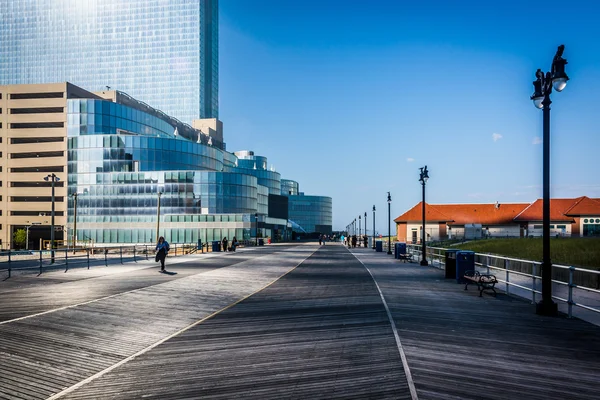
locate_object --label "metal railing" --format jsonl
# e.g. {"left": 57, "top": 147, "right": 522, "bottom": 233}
{"left": 405, "top": 244, "right": 600, "bottom": 321}
{"left": 0, "top": 243, "right": 198, "bottom": 280}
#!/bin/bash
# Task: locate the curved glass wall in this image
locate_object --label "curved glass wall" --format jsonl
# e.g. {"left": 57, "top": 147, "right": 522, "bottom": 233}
{"left": 289, "top": 195, "right": 333, "bottom": 234}
{"left": 233, "top": 167, "right": 281, "bottom": 195}
{"left": 68, "top": 135, "right": 224, "bottom": 174}
{"left": 281, "top": 179, "right": 299, "bottom": 196}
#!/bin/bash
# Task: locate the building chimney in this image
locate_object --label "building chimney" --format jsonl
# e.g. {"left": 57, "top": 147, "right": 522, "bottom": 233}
{"left": 495, "top": 201, "right": 500, "bottom": 209}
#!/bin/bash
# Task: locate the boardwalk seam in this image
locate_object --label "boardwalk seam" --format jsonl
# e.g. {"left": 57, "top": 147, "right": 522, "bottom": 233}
{"left": 352, "top": 248, "right": 419, "bottom": 400}
{"left": 45, "top": 248, "right": 318, "bottom": 400}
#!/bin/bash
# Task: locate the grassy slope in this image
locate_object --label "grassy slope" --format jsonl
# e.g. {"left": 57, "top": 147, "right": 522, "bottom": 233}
{"left": 454, "top": 238, "right": 600, "bottom": 270}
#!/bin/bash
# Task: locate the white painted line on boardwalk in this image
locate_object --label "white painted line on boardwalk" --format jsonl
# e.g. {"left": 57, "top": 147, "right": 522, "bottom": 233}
{"left": 353, "top": 251, "right": 419, "bottom": 400}
{"left": 45, "top": 247, "right": 317, "bottom": 400}
{"left": 0, "top": 250, "right": 268, "bottom": 326}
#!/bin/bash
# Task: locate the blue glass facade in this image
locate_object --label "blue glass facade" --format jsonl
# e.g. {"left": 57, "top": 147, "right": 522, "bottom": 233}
{"left": 289, "top": 195, "right": 333, "bottom": 235}
{"left": 281, "top": 179, "right": 300, "bottom": 196}
{"left": 0, "top": 0, "right": 218, "bottom": 123}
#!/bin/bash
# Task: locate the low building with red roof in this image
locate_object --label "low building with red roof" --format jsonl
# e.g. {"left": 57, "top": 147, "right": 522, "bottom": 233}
{"left": 394, "top": 196, "right": 600, "bottom": 242}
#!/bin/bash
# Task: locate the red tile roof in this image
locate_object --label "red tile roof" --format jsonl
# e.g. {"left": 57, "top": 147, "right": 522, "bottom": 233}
{"left": 396, "top": 197, "right": 600, "bottom": 226}
{"left": 564, "top": 197, "right": 600, "bottom": 216}
{"left": 394, "top": 202, "right": 529, "bottom": 225}
{"left": 513, "top": 198, "right": 581, "bottom": 222}
{"left": 394, "top": 202, "right": 453, "bottom": 223}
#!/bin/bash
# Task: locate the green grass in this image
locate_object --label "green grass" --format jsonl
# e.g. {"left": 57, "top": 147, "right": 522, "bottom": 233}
{"left": 453, "top": 238, "right": 600, "bottom": 270}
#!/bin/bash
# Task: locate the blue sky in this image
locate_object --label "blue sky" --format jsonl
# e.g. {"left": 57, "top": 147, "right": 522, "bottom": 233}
{"left": 218, "top": 0, "right": 600, "bottom": 232}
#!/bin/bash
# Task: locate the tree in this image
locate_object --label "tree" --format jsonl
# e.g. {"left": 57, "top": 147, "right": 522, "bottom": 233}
{"left": 13, "top": 229, "right": 27, "bottom": 249}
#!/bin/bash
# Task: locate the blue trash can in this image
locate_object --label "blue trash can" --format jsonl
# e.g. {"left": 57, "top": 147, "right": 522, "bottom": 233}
{"left": 258, "top": 238, "right": 264, "bottom": 246}
{"left": 197, "top": 239, "right": 202, "bottom": 250}
{"left": 456, "top": 251, "right": 475, "bottom": 283}
{"left": 395, "top": 242, "right": 407, "bottom": 258}
{"left": 375, "top": 241, "right": 383, "bottom": 252}
{"left": 212, "top": 241, "right": 221, "bottom": 252}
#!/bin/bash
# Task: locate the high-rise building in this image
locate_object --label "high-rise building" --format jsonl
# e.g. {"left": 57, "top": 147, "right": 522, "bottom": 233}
{"left": 0, "top": 0, "right": 219, "bottom": 123}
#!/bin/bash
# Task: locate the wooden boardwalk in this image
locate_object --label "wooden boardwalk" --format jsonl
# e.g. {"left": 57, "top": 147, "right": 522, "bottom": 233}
{"left": 0, "top": 243, "right": 598, "bottom": 399}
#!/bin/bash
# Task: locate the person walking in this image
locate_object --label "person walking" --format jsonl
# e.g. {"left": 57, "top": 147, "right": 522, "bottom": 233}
{"left": 155, "top": 236, "right": 170, "bottom": 272}
{"left": 231, "top": 236, "right": 238, "bottom": 252}
{"left": 222, "top": 237, "right": 228, "bottom": 252}
{"left": 352, "top": 235, "right": 357, "bottom": 248}
{"left": 319, "top": 234, "right": 322, "bottom": 245}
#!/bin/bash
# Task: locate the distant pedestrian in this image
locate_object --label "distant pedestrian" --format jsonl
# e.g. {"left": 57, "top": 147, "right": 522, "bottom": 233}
{"left": 352, "top": 235, "right": 357, "bottom": 248}
{"left": 363, "top": 235, "right": 368, "bottom": 248}
{"left": 155, "top": 236, "right": 170, "bottom": 272}
{"left": 222, "top": 237, "right": 228, "bottom": 252}
{"left": 319, "top": 235, "right": 322, "bottom": 245}
{"left": 231, "top": 236, "right": 238, "bottom": 252}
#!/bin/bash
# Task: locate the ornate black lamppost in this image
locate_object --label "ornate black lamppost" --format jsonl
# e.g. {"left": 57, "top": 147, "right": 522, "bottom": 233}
{"left": 387, "top": 192, "right": 392, "bottom": 255}
{"left": 358, "top": 214, "right": 361, "bottom": 244}
{"left": 255, "top": 213, "right": 259, "bottom": 246}
{"left": 364, "top": 212, "right": 367, "bottom": 247}
{"left": 372, "top": 205, "right": 376, "bottom": 249}
{"left": 71, "top": 192, "right": 79, "bottom": 254}
{"left": 44, "top": 173, "right": 60, "bottom": 263}
{"left": 156, "top": 190, "right": 163, "bottom": 243}
{"left": 530, "top": 45, "right": 569, "bottom": 316}
{"left": 419, "top": 166, "right": 429, "bottom": 266}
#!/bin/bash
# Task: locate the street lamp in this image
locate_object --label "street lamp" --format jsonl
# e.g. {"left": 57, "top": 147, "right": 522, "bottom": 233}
{"left": 156, "top": 190, "right": 163, "bottom": 243}
{"left": 358, "top": 214, "right": 361, "bottom": 243}
{"left": 530, "top": 45, "right": 568, "bottom": 316}
{"left": 419, "top": 166, "right": 429, "bottom": 266}
{"left": 387, "top": 192, "right": 392, "bottom": 255}
{"left": 372, "top": 205, "right": 376, "bottom": 249}
{"left": 419, "top": 165, "right": 429, "bottom": 266}
{"left": 71, "top": 193, "right": 79, "bottom": 253}
{"left": 43, "top": 173, "right": 60, "bottom": 263}
{"left": 255, "top": 213, "right": 258, "bottom": 246}
{"left": 364, "top": 211, "right": 367, "bottom": 248}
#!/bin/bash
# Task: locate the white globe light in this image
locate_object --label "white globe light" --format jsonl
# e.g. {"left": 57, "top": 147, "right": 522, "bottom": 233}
{"left": 553, "top": 77, "right": 567, "bottom": 92}
{"left": 533, "top": 97, "right": 544, "bottom": 109}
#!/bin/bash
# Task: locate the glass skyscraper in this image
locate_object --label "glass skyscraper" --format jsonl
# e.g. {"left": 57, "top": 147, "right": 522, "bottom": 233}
{"left": 0, "top": 0, "right": 218, "bottom": 123}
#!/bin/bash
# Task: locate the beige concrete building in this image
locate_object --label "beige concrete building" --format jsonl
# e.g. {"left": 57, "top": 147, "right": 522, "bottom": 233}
{"left": 0, "top": 83, "right": 98, "bottom": 249}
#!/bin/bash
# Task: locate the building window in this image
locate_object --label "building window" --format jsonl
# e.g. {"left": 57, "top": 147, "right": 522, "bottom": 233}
{"left": 556, "top": 225, "right": 567, "bottom": 229}
{"left": 10, "top": 211, "right": 64, "bottom": 216}
{"left": 10, "top": 122, "right": 64, "bottom": 129}
{"left": 10, "top": 92, "right": 63, "bottom": 99}
{"left": 10, "top": 166, "right": 64, "bottom": 173}
{"left": 10, "top": 107, "right": 64, "bottom": 114}
{"left": 10, "top": 151, "right": 64, "bottom": 159}
{"left": 10, "top": 196, "right": 64, "bottom": 202}
{"left": 10, "top": 181, "right": 64, "bottom": 188}
{"left": 584, "top": 219, "right": 589, "bottom": 223}
{"left": 10, "top": 137, "right": 63, "bottom": 144}
{"left": 533, "top": 224, "right": 543, "bottom": 229}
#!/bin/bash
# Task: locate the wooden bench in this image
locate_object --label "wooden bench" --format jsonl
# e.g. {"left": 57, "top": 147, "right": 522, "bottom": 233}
{"left": 398, "top": 253, "right": 413, "bottom": 263}
{"left": 463, "top": 270, "right": 497, "bottom": 297}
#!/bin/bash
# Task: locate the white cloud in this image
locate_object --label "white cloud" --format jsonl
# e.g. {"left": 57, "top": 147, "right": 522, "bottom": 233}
{"left": 532, "top": 137, "right": 543, "bottom": 145}
{"left": 406, "top": 158, "right": 415, "bottom": 162}
{"left": 492, "top": 133, "right": 503, "bottom": 142}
